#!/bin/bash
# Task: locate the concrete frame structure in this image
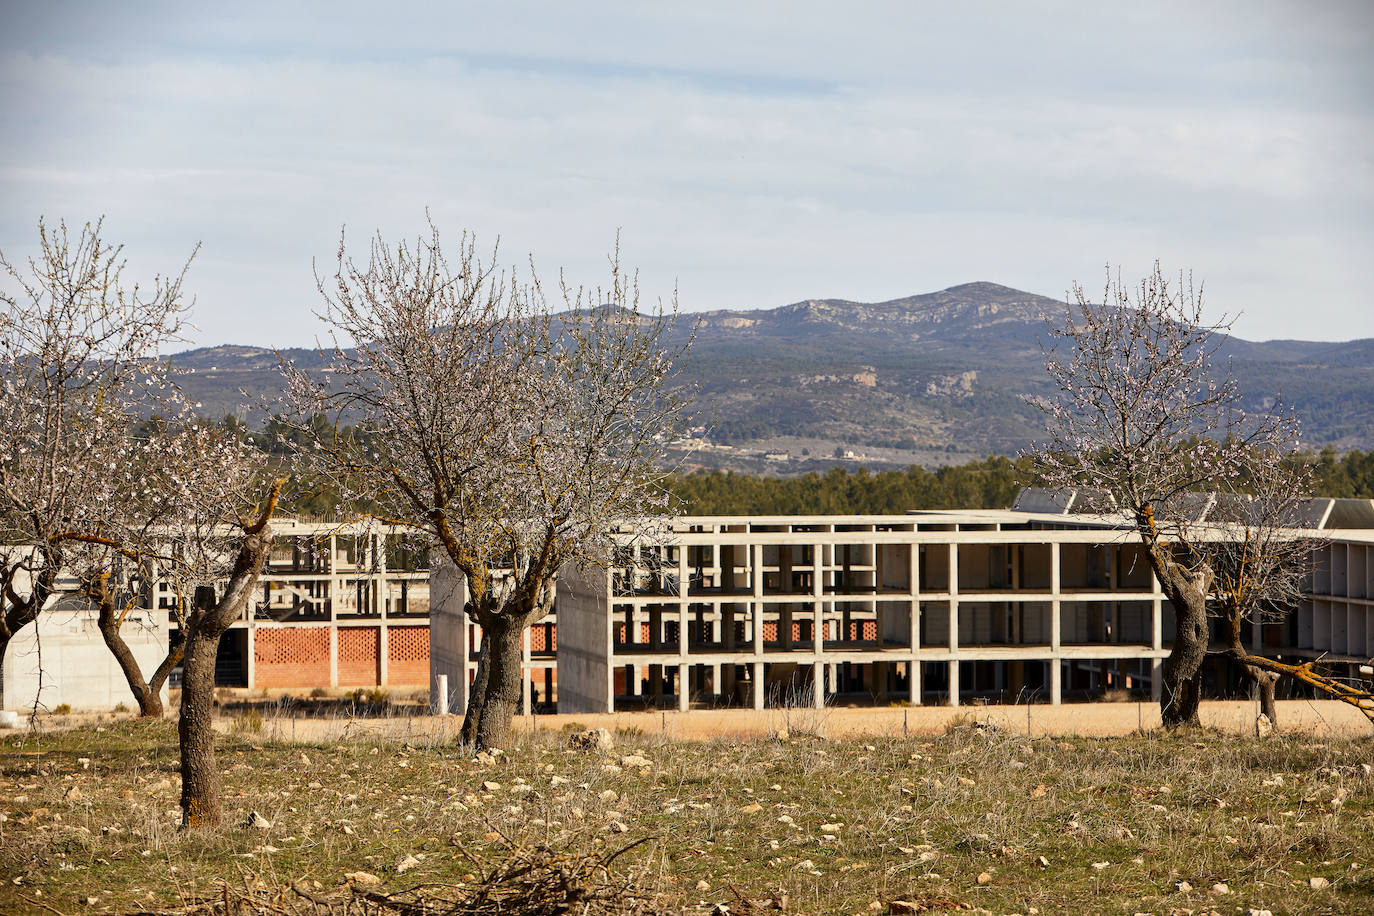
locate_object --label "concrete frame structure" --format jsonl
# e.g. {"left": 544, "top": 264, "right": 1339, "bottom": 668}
{"left": 172, "top": 520, "right": 434, "bottom": 691}
{"left": 554, "top": 509, "right": 1172, "bottom": 713}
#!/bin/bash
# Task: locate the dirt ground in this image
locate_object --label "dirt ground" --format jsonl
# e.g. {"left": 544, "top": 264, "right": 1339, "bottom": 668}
{"left": 152, "top": 698, "right": 1374, "bottom": 745}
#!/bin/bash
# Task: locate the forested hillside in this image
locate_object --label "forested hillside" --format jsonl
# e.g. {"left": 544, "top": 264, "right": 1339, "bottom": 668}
{"left": 665, "top": 448, "right": 1374, "bottom": 516}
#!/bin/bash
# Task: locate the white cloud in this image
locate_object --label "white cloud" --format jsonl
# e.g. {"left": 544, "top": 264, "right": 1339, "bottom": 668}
{"left": 1, "top": 2, "right": 1372, "bottom": 345}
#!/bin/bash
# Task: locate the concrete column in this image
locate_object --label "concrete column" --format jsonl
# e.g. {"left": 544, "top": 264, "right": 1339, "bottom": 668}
{"left": 1050, "top": 542, "right": 1062, "bottom": 651}
{"left": 1050, "top": 659, "right": 1062, "bottom": 705}
{"left": 678, "top": 549, "right": 690, "bottom": 656}
{"left": 1150, "top": 657, "right": 1163, "bottom": 701}
{"left": 678, "top": 663, "right": 689, "bottom": 711}
{"left": 753, "top": 545, "right": 765, "bottom": 656}
{"left": 378, "top": 622, "right": 389, "bottom": 686}
{"left": 910, "top": 542, "right": 921, "bottom": 705}
{"left": 947, "top": 659, "right": 960, "bottom": 707}
{"left": 329, "top": 625, "right": 339, "bottom": 688}
{"left": 948, "top": 543, "right": 959, "bottom": 660}
{"left": 812, "top": 660, "right": 825, "bottom": 709}
{"left": 752, "top": 661, "right": 764, "bottom": 710}
{"left": 245, "top": 625, "right": 256, "bottom": 689}
{"left": 1151, "top": 569, "right": 1164, "bottom": 651}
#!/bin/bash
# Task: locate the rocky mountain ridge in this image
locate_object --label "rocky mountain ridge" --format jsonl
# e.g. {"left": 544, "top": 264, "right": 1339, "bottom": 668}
{"left": 167, "top": 282, "right": 1374, "bottom": 473}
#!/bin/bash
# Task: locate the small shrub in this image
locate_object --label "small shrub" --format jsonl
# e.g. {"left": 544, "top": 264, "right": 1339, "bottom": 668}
{"left": 54, "top": 703, "right": 72, "bottom": 715}
{"left": 351, "top": 687, "right": 390, "bottom": 709}
{"left": 614, "top": 724, "right": 644, "bottom": 739}
{"left": 309, "top": 686, "right": 330, "bottom": 699}
{"left": 112, "top": 702, "right": 129, "bottom": 713}
{"left": 232, "top": 709, "right": 264, "bottom": 734}
{"left": 942, "top": 711, "right": 978, "bottom": 734}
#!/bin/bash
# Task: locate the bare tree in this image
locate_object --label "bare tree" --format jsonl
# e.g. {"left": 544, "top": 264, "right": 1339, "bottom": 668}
{"left": 1028, "top": 263, "right": 1299, "bottom": 728}
{"left": 283, "top": 220, "right": 692, "bottom": 748}
{"left": 1207, "top": 454, "right": 1325, "bottom": 727}
{"left": 0, "top": 218, "right": 191, "bottom": 687}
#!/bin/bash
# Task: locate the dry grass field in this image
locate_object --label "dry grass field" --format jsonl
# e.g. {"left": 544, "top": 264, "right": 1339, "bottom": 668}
{"left": 1, "top": 713, "right": 1372, "bottom": 915}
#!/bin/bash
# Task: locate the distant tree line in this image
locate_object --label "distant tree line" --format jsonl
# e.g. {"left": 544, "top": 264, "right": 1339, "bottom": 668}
{"left": 665, "top": 447, "right": 1374, "bottom": 516}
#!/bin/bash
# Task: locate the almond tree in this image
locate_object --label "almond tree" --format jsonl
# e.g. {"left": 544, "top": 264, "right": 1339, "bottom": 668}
{"left": 283, "top": 220, "right": 692, "bottom": 748}
{"left": 0, "top": 218, "right": 191, "bottom": 683}
{"left": 1028, "top": 263, "right": 1298, "bottom": 727}
{"left": 1, "top": 217, "right": 284, "bottom": 826}
{"left": 1207, "top": 454, "right": 1324, "bottom": 728}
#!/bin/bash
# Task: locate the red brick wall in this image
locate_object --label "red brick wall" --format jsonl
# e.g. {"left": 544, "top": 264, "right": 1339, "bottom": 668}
{"left": 338, "top": 627, "right": 379, "bottom": 687}
{"left": 254, "top": 628, "right": 330, "bottom": 689}
{"left": 386, "top": 626, "right": 430, "bottom": 686}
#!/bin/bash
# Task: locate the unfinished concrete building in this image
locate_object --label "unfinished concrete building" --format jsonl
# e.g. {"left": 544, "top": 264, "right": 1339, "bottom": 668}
{"left": 159, "top": 520, "right": 435, "bottom": 692}
{"left": 551, "top": 507, "right": 1170, "bottom": 713}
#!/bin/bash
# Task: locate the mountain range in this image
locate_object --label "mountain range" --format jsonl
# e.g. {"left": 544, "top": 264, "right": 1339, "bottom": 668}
{"left": 170, "top": 282, "right": 1374, "bottom": 473}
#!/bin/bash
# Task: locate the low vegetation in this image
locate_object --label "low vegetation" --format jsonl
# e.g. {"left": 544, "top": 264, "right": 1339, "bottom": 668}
{"left": 2, "top": 720, "right": 1371, "bottom": 914}
{"left": 666, "top": 447, "right": 1374, "bottom": 517}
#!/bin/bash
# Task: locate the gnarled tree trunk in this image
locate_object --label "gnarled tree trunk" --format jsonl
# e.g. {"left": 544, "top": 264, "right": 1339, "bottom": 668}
{"left": 92, "top": 583, "right": 183, "bottom": 718}
{"left": 1140, "top": 516, "right": 1212, "bottom": 729}
{"left": 458, "top": 629, "right": 491, "bottom": 747}
{"left": 473, "top": 613, "right": 531, "bottom": 749}
{"left": 178, "top": 490, "right": 279, "bottom": 830}
{"left": 178, "top": 627, "right": 221, "bottom": 827}
{"left": 1160, "top": 590, "right": 1208, "bottom": 728}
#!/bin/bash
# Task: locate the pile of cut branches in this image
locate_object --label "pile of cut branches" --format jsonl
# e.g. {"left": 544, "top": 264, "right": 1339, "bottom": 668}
{"left": 131, "top": 834, "right": 678, "bottom": 916}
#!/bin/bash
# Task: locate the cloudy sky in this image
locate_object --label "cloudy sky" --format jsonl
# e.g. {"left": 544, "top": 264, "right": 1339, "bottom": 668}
{"left": 3, "top": 1, "right": 1372, "bottom": 347}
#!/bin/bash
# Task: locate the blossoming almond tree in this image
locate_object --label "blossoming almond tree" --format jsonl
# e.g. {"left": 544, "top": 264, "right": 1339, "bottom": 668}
{"left": 0, "top": 218, "right": 192, "bottom": 681}
{"left": 1027, "top": 263, "right": 1300, "bottom": 728}
{"left": 282, "top": 220, "right": 692, "bottom": 748}
{"left": 0, "top": 217, "right": 284, "bottom": 827}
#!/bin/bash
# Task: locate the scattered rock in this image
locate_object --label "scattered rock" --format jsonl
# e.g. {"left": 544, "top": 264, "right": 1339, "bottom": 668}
{"left": 1209, "top": 883, "right": 1229, "bottom": 895}
{"left": 396, "top": 854, "right": 420, "bottom": 874}
{"left": 244, "top": 811, "right": 272, "bottom": 831}
{"left": 1091, "top": 862, "right": 1110, "bottom": 871}
{"left": 977, "top": 871, "right": 992, "bottom": 884}
{"left": 1175, "top": 881, "right": 1193, "bottom": 893}
{"left": 739, "top": 802, "right": 763, "bottom": 814}
{"left": 620, "top": 754, "right": 651, "bottom": 768}
{"left": 1308, "top": 876, "right": 1330, "bottom": 889}
{"left": 344, "top": 871, "right": 381, "bottom": 885}
{"left": 608, "top": 820, "right": 628, "bottom": 833}
{"left": 819, "top": 822, "right": 843, "bottom": 833}
{"left": 481, "top": 781, "right": 502, "bottom": 793}
{"left": 775, "top": 729, "right": 790, "bottom": 740}
{"left": 1034, "top": 855, "right": 1049, "bottom": 868}
{"left": 1255, "top": 714, "right": 1274, "bottom": 738}
{"left": 567, "top": 728, "right": 613, "bottom": 752}
{"left": 696, "top": 879, "right": 711, "bottom": 892}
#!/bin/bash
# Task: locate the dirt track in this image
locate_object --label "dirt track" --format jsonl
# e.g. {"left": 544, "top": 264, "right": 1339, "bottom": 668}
{"left": 219, "top": 698, "right": 1373, "bottom": 745}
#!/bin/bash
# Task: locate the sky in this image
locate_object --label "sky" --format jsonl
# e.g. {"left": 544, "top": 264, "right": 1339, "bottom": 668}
{"left": 2, "top": 1, "right": 1372, "bottom": 348}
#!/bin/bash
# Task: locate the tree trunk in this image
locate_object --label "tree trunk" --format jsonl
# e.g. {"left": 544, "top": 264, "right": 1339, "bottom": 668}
{"left": 98, "top": 611, "right": 164, "bottom": 717}
{"left": 176, "top": 492, "right": 279, "bottom": 830}
{"left": 459, "top": 629, "right": 491, "bottom": 747}
{"left": 1160, "top": 590, "right": 1208, "bottom": 728}
{"left": 473, "top": 614, "right": 527, "bottom": 750}
{"left": 178, "top": 628, "right": 222, "bottom": 828}
{"left": 1229, "top": 632, "right": 1280, "bottom": 728}
{"left": 1255, "top": 671, "right": 1278, "bottom": 725}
